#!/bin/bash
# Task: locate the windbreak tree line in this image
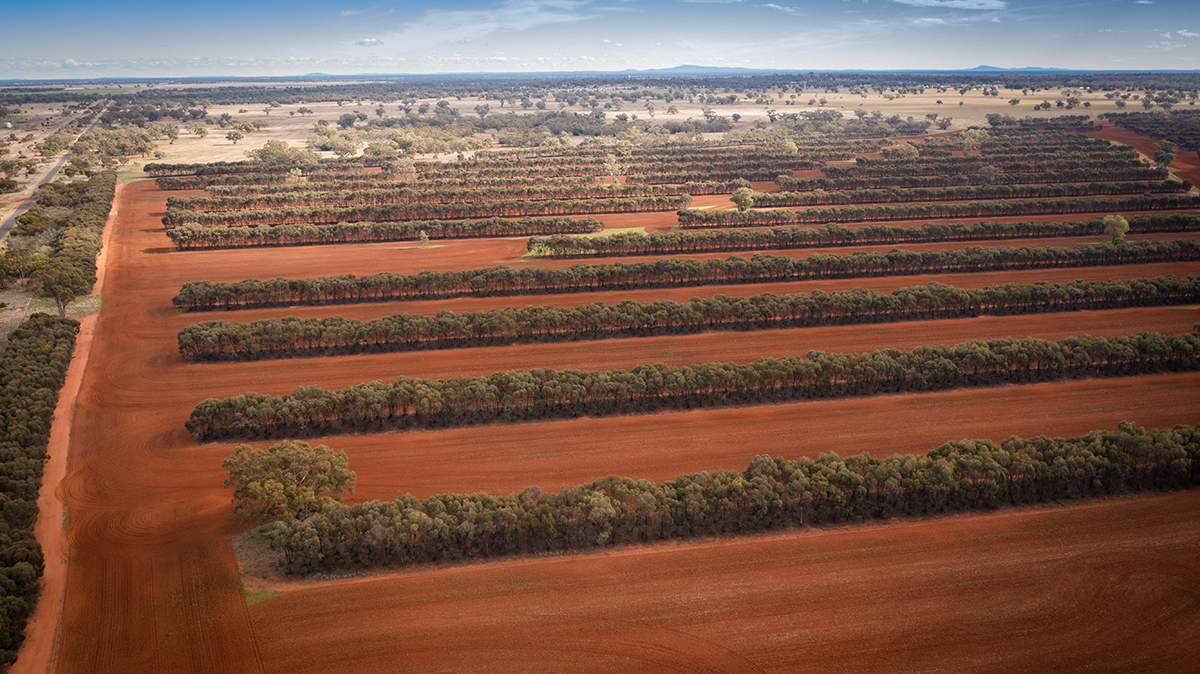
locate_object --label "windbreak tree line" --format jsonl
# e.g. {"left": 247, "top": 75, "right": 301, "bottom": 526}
{"left": 165, "top": 181, "right": 744, "bottom": 213}
{"left": 773, "top": 166, "right": 1170, "bottom": 191}
{"left": 172, "top": 239, "right": 1200, "bottom": 311}
{"left": 260, "top": 423, "right": 1200, "bottom": 575}
{"left": 205, "top": 175, "right": 601, "bottom": 196}
{"left": 1, "top": 172, "right": 116, "bottom": 315}
{"left": 161, "top": 195, "right": 692, "bottom": 229}
{"left": 164, "top": 216, "right": 602, "bottom": 250}
{"left": 177, "top": 276, "right": 1200, "bottom": 362}
{"left": 527, "top": 215, "right": 1200, "bottom": 258}
{"left": 143, "top": 159, "right": 365, "bottom": 177}
{"left": 742, "top": 181, "right": 1189, "bottom": 209}
{"left": 186, "top": 331, "right": 1200, "bottom": 442}
{"left": 1102, "top": 109, "right": 1200, "bottom": 152}
{"left": 822, "top": 158, "right": 1146, "bottom": 179}
{"left": 0, "top": 315, "right": 79, "bottom": 663}
{"left": 676, "top": 194, "right": 1200, "bottom": 228}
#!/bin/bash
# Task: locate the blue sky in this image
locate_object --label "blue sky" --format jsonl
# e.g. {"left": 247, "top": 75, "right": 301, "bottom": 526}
{"left": 1, "top": 0, "right": 1197, "bottom": 79}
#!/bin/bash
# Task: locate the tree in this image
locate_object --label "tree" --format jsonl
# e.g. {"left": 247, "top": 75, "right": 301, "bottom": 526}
{"left": 337, "top": 112, "right": 358, "bottom": 129}
{"left": 225, "top": 130, "right": 244, "bottom": 144}
{"left": 190, "top": 123, "right": 208, "bottom": 139}
{"left": 1101, "top": 214, "right": 1129, "bottom": 244}
{"left": 1154, "top": 140, "right": 1178, "bottom": 167}
{"left": 418, "top": 230, "right": 429, "bottom": 248}
{"left": 31, "top": 261, "right": 88, "bottom": 315}
{"left": 222, "top": 440, "right": 356, "bottom": 523}
{"left": 474, "top": 104, "right": 490, "bottom": 120}
{"left": 731, "top": 187, "right": 754, "bottom": 212}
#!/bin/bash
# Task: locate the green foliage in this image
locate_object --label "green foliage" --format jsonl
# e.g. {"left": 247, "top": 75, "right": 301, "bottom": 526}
{"left": 223, "top": 440, "right": 356, "bottom": 523}
{"left": 243, "top": 140, "right": 317, "bottom": 169}
{"left": 0, "top": 314, "right": 79, "bottom": 660}
{"left": 186, "top": 332, "right": 1200, "bottom": 443}
{"left": 261, "top": 423, "right": 1200, "bottom": 575}
{"left": 1101, "top": 214, "right": 1130, "bottom": 243}
{"left": 32, "top": 262, "right": 89, "bottom": 316}
{"left": 730, "top": 186, "right": 754, "bottom": 211}
{"left": 175, "top": 276, "right": 1200, "bottom": 363}
{"left": 1154, "top": 140, "right": 1178, "bottom": 166}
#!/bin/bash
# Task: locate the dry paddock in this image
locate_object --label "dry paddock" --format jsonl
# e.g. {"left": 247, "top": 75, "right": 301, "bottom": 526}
{"left": 48, "top": 137, "right": 1200, "bottom": 672}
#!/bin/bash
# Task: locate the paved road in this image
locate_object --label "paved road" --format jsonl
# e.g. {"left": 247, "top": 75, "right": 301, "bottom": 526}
{"left": 0, "top": 110, "right": 106, "bottom": 239}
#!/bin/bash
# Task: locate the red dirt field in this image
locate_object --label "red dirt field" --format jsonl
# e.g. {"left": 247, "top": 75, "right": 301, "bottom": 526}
{"left": 248, "top": 490, "right": 1200, "bottom": 674}
{"left": 1089, "top": 125, "right": 1200, "bottom": 188}
{"left": 50, "top": 175, "right": 1200, "bottom": 673}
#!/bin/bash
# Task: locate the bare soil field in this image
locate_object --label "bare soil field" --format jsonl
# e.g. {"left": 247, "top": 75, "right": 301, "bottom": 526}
{"left": 247, "top": 489, "right": 1200, "bottom": 673}
{"left": 49, "top": 142, "right": 1200, "bottom": 672}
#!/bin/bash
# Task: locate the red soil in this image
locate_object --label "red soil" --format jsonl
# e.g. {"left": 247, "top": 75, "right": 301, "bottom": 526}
{"left": 249, "top": 490, "right": 1200, "bottom": 673}
{"left": 1088, "top": 125, "right": 1200, "bottom": 188}
{"left": 51, "top": 177, "right": 1200, "bottom": 673}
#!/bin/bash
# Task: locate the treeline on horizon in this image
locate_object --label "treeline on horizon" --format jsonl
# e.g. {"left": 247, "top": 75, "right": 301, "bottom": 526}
{"left": 8, "top": 72, "right": 1198, "bottom": 109}
{"left": 185, "top": 331, "right": 1200, "bottom": 442}
{"left": 176, "top": 276, "right": 1200, "bottom": 362}
{"left": 261, "top": 422, "right": 1200, "bottom": 575}
{"left": 172, "top": 239, "right": 1200, "bottom": 312}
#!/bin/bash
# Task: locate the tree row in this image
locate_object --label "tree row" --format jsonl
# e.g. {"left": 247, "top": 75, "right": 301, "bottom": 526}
{"left": 676, "top": 194, "right": 1200, "bottom": 228}
{"left": 166, "top": 181, "right": 746, "bottom": 213}
{"left": 416, "top": 157, "right": 821, "bottom": 181}
{"left": 773, "top": 166, "right": 1170, "bottom": 191}
{"left": 527, "top": 215, "right": 1200, "bottom": 258}
{"left": 162, "top": 195, "right": 692, "bottom": 229}
{"left": 261, "top": 423, "right": 1200, "bottom": 574}
{"left": 177, "top": 276, "right": 1200, "bottom": 362}
{"left": 747, "top": 181, "right": 1189, "bottom": 209}
{"left": 186, "top": 331, "right": 1200, "bottom": 442}
{"left": 171, "top": 239, "right": 1200, "bottom": 312}
{"left": 143, "top": 159, "right": 364, "bottom": 177}
{"left": 203, "top": 175, "right": 601, "bottom": 197}
{"left": 822, "top": 158, "right": 1146, "bottom": 179}
{"left": 0, "top": 314, "right": 80, "bottom": 661}
{"left": 165, "top": 216, "right": 602, "bottom": 251}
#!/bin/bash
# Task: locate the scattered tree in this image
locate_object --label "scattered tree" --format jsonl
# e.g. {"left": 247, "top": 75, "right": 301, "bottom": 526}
{"left": 731, "top": 186, "right": 754, "bottom": 211}
{"left": 1101, "top": 214, "right": 1130, "bottom": 243}
{"left": 222, "top": 440, "right": 356, "bottom": 523}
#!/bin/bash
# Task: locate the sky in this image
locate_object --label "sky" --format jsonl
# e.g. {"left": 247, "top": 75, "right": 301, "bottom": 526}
{"left": 1, "top": 0, "right": 1197, "bottom": 80}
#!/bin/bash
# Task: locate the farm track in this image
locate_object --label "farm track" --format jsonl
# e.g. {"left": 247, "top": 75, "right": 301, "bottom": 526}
{"left": 55, "top": 140, "right": 1200, "bottom": 672}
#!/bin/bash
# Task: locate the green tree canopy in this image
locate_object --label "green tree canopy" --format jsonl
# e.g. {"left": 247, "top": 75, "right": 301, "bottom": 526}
{"left": 32, "top": 261, "right": 89, "bottom": 315}
{"left": 222, "top": 440, "right": 356, "bottom": 523}
{"left": 1101, "top": 214, "right": 1130, "bottom": 243}
{"left": 731, "top": 186, "right": 754, "bottom": 211}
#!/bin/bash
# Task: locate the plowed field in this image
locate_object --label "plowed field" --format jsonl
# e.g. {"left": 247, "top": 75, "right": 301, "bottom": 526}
{"left": 48, "top": 151, "right": 1200, "bottom": 674}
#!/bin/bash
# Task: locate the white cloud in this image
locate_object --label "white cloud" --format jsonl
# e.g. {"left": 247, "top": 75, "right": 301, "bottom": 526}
{"left": 680, "top": 0, "right": 744, "bottom": 4}
{"left": 1135, "top": 1, "right": 1152, "bottom": 4}
{"left": 890, "top": 0, "right": 1006, "bottom": 9}
{"left": 911, "top": 17, "right": 947, "bottom": 25}
{"left": 356, "top": 38, "right": 384, "bottom": 47}
{"left": 762, "top": 3, "right": 803, "bottom": 14}
{"left": 1177, "top": 30, "right": 1199, "bottom": 38}
{"left": 381, "top": 0, "right": 594, "bottom": 52}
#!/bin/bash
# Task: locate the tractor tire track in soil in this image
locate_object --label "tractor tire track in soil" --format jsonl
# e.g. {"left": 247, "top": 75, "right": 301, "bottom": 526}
{"left": 247, "top": 490, "right": 1200, "bottom": 673}
{"left": 51, "top": 177, "right": 1200, "bottom": 672}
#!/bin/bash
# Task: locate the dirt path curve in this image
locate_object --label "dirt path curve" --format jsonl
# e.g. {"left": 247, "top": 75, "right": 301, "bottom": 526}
{"left": 11, "top": 183, "right": 121, "bottom": 674}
